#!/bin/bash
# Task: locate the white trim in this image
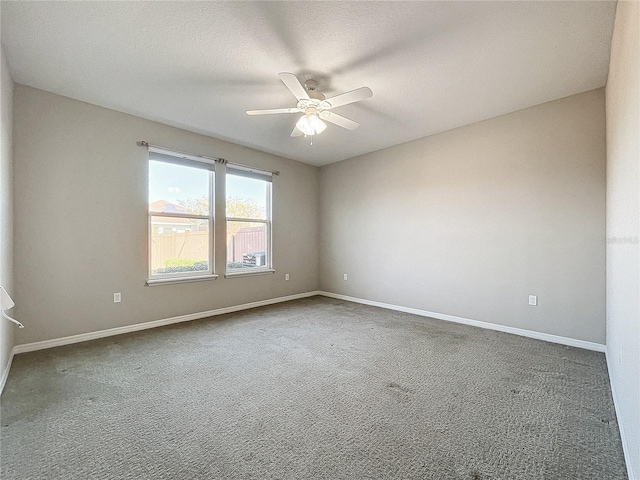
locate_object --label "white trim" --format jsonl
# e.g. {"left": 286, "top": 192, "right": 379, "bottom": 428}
{"left": 225, "top": 269, "right": 275, "bottom": 278}
{"left": 148, "top": 145, "right": 218, "bottom": 166}
{"left": 3, "top": 291, "right": 609, "bottom": 394}
{"left": 146, "top": 274, "right": 219, "bottom": 286}
{"left": 149, "top": 211, "right": 209, "bottom": 220}
{"left": 12, "top": 291, "right": 319, "bottom": 355}
{"left": 318, "top": 291, "right": 606, "bottom": 352}
{"left": 0, "top": 347, "right": 16, "bottom": 395}
{"left": 606, "top": 348, "right": 637, "bottom": 480}
{"left": 227, "top": 162, "right": 274, "bottom": 178}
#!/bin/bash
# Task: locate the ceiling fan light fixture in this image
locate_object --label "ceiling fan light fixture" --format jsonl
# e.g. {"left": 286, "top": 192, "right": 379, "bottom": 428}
{"left": 246, "top": 73, "right": 372, "bottom": 138}
{"left": 309, "top": 114, "right": 326, "bottom": 134}
{"left": 296, "top": 113, "right": 326, "bottom": 136}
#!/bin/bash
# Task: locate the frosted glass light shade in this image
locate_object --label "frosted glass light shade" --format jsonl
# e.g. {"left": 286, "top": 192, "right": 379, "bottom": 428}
{"left": 308, "top": 114, "right": 326, "bottom": 134}
{"left": 296, "top": 114, "right": 326, "bottom": 135}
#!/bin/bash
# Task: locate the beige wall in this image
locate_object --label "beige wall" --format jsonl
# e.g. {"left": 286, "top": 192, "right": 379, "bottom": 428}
{"left": 605, "top": 1, "right": 640, "bottom": 478}
{"left": 319, "top": 88, "right": 606, "bottom": 344}
{"left": 13, "top": 85, "right": 319, "bottom": 345}
{"left": 0, "top": 46, "right": 15, "bottom": 384}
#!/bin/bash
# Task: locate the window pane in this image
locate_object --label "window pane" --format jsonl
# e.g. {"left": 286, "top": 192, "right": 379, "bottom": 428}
{"left": 226, "top": 174, "right": 267, "bottom": 220}
{"left": 227, "top": 221, "right": 267, "bottom": 270}
{"left": 149, "top": 160, "right": 210, "bottom": 215}
{"left": 150, "top": 216, "right": 210, "bottom": 275}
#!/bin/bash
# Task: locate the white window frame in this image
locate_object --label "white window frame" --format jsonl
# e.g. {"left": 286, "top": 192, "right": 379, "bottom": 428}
{"left": 147, "top": 147, "right": 217, "bottom": 285}
{"left": 225, "top": 164, "right": 274, "bottom": 277}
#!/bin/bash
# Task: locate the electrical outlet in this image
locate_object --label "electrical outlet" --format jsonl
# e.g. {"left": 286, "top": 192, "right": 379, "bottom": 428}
{"left": 528, "top": 295, "right": 537, "bottom": 306}
{"left": 285, "top": 274, "right": 290, "bottom": 281}
{"left": 114, "top": 293, "right": 121, "bottom": 303}
{"left": 343, "top": 274, "right": 348, "bottom": 281}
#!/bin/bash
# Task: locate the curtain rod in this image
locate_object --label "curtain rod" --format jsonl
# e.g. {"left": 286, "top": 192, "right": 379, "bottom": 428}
{"left": 137, "top": 141, "right": 280, "bottom": 176}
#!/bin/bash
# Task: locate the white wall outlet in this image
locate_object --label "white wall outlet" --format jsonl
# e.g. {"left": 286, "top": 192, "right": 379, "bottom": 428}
{"left": 343, "top": 274, "right": 348, "bottom": 281}
{"left": 114, "top": 293, "right": 121, "bottom": 303}
{"left": 528, "top": 295, "right": 537, "bottom": 306}
{"left": 285, "top": 274, "right": 290, "bottom": 281}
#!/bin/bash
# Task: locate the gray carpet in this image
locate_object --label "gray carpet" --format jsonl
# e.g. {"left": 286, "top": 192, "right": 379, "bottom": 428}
{"left": 0, "top": 297, "right": 628, "bottom": 479}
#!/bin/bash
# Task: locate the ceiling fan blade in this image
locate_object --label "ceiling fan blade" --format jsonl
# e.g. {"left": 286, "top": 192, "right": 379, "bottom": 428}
{"left": 246, "top": 107, "right": 300, "bottom": 116}
{"left": 325, "top": 87, "right": 373, "bottom": 109}
{"left": 278, "top": 72, "right": 310, "bottom": 101}
{"left": 291, "top": 126, "right": 304, "bottom": 137}
{"left": 319, "top": 111, "right": 360, "bottom": 130}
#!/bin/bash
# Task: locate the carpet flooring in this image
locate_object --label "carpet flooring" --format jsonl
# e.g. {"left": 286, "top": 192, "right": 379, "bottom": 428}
{"left": 0, "top": 297, "right": 628, "bottom": 479}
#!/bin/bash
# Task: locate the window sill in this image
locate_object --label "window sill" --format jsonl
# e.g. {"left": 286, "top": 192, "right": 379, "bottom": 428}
{"left": 146, "top": 274, "right": 219, "bottom": 286}
{"left": 224, "top": 269, "right": 275, "bottom": 279}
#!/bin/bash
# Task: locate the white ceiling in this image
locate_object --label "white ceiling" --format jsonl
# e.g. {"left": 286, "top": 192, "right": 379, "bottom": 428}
{"left": 1, "top": 1, "right": 616, "bottom": 166}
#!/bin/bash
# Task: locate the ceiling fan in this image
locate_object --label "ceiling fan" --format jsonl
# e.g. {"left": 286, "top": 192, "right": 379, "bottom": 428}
{"left": 246, "top": 73, "right": 373, "bottom": 137}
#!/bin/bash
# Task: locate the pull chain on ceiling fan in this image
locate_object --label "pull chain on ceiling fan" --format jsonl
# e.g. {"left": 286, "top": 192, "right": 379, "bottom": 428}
{"left": 246, "top": 73, "right": 373, "bottom": 139}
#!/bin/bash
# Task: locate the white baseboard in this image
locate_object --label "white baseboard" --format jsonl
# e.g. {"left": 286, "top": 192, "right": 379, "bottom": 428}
{"left": 3, "top": 289, "right": 607, "bottom": 392}
{"left": 318, "top": 291, "right": 606, "bottom": 352}
{"left": 0, "top": 347, "right": 16, "bottom": 395}
{"left": 11, "top": 291, "right": 320, "bottom": 356}
{"left": 606, "top": 349, "right": 637, "bottom": 480}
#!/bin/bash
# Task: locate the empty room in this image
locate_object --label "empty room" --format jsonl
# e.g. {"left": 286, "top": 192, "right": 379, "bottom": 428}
{"left": 0, "top": 1, "right": 638, "bottom": 479}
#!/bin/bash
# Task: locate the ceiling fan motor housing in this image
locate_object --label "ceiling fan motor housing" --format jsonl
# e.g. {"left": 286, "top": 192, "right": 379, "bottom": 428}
{"left": 304, "top": 79, "right": 326, "bottom": 100}
{"left": 297, "top": 98, "right": 331, "bottom": 115}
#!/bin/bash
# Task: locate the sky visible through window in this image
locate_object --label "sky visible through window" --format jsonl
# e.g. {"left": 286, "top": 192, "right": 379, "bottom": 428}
{"left": 149, "top": 161, "right": 264, "bottom": 207}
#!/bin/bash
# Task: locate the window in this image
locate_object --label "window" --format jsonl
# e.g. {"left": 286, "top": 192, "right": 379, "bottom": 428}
{"left": 145, "top": 143, "right": 275, "bottom": 283}
{"left": 226, "top": 166, "right": 272, "bottom": 274}
{"left": 148, "top": 148, "right": 215, "bottom": 281}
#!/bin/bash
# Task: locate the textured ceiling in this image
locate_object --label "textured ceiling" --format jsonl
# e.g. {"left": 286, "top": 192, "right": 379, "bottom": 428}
{"left": 1, "top": 1, "right": 616, "bottom": 166}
